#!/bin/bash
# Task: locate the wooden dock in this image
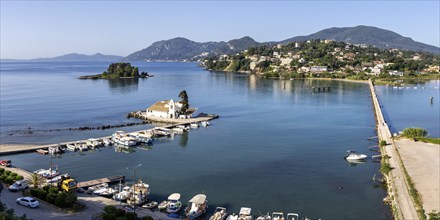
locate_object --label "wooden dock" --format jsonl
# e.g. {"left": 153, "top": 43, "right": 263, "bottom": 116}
{"left": 0, "top": 115, "right": 218, "bottom": 155}
{"left": 77, "top": 175, "right": 125, "bottom": 188}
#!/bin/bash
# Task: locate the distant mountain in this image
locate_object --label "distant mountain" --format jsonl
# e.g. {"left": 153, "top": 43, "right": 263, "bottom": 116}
{"left": 124, "top": 25, "right": 439, "bottom": 61}
{"left": 280, "top": 25, "right": 439, "bottom": 54}
{"left": 1, "top": 53, "right": 123, "bottom": 62}
{"left": 124, "top": 36, "right": 260, "bottom": 61}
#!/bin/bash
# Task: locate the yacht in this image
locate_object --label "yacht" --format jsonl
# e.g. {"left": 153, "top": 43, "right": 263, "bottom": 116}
{"left": 272, "top": 212, "right": 285, "bottom": 220}
{"left": 345, "top": 150, "right": 368, "bottom": 161}
{"left": 113, "top": 186, "right": 131, "bottom": 201}
{"left": 126, "top": 180, "right": 150, "bottom": 206}
{"left": 210, "top": 207, "right": 227, "bottom": 220}
{"left": 239, "top": 207, "right": 253, "bottom": 220}
{"left": 286, "top": 213, "right": 299, "bottom": 220}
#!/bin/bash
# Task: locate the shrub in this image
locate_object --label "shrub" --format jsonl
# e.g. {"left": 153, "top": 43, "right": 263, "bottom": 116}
{"left": 15, "top": 175, "right": 23, "bottom": 181}
{"left": 125, "top": 212, "right": 137, "bottom": 220}
{"left": 402, "top": 127, "right": 428, "bottom": 138}
{"left": 0, "top": 168, "right": 4, "bottom": 174}
{"left": 10, "top": 173, "right": 17, "bottom": 178}
{"left": 37, "top": 189, "right": 47, "bottom": 200}
{"left": 42, "top": 185, "right": 50, "bottom": 192}
{"left": 103, "top": 213, "right": 117, "bottom": 220}
{"left": 30, "top": 188, "right": 39, "bottom": 197}
{"left": 48, "top": 187, "right": 59, "bottom": 195}
{"left": 379, "top": 140, "right": 387, "bottom": 147}
{"left": 55, "top": 193, "right": 67, "bottom": 208}
{"left": 428, "top": 210, "right": 440, "bottom": 220}
{"left": 4, "top": 177, "right": 13, "bottom": 185}
{"left": 380, "top": 162, "right": 393, "bottom": 175}
{"left": 4, "top": 171, "right": 11, "bottom": 176}
{"left": 64, "top": 192, "right": 77, "bottom": 207}
{"left": 46, "top": 193, "right": 57, "bottom": 204}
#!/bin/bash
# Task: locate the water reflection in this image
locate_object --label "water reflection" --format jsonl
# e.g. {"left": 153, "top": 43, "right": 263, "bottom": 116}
{"left": 178, "top": 132, "right": 189, "bottom": 148}
{"left": 108, "top": 78, "right": 139, "bottom": 93}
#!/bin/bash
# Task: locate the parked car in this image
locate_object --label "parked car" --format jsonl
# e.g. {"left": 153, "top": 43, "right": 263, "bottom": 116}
{"left": 0, "top": 160, "right": 11, "bottom": 167}
{"left": 16, "top": 197, "right": 39, "bottom": 208}
{"left": 8, "top": 180, "right": 28, "bottom": 192}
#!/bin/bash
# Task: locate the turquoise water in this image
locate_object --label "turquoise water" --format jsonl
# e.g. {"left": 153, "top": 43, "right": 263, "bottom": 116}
{"left": 0, "top": 62, "right": 390, "bottom": 219}
{"left": 375, "top": 81, "right": 440, "bottom": 137}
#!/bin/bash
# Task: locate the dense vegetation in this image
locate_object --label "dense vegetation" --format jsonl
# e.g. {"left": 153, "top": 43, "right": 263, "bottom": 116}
{"left": 402, "top": 127, "right": 439, "bottom": 144}
{"left": 100, "top": 205, "right": 155, "bottom": 220}
{"left": 0, "top": 168, "right": 24, "bottom": 185}
{"left": 80, "top": 62, "right": 150, "bottom": 79}
{"left": 202, "top": 40, "right": 440, "bottom": 81}
{"left": 29, "top": 185, "right": 82, "bottom": 210}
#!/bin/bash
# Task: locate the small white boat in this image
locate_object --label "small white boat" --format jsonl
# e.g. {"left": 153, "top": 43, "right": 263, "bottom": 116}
{"left": 112, "top": 131, "right": 137, "bottom": 146}
{"left": 166, "top": 193, "right": 182, "bottom": 213}
{"left": 86, "top": 138, "right": 102, "bottom": 149}
{"left": 227, "top": 213, "right": 239, "bottom": 220}
{"left": 143, "top": 201, "right": 158, "bottom": 209}
{"left": 272, "top": 212, "right": 285, "bottom": 220}
{"left": 286, "top": 213, "right": 299, "bottom": 220}
{"left": 46, "top": 173, "right": 70, "bottom": 183}
{"left": 66, "top": 144, "right": 77, "bottom": 151}
{"left": 78, "top": 143, "right": 89, "bottom": 151}
{"left": 48, "top": 145, "right": 64, "bottom": 154}
{"left": 158, "top": 200, "right": 169, "bottom": 210}
{"left": 102, "top": 138, "right": 112, "bottom": 147}
{"left": 239, "top": 207, "right": 253, "bottom": 220}
{"left": 34, "top": 166, "right": 59, "bottom": 178}
{"left": 256, "top": 213, "right": 271, "bottom": 220}
{"left": 172, "top": 127, "right": 185, "bottom": 134}
{"left": 190, "top": 123, "right": 199, "bottom": 129}
{"left": 113, "top": 186, "right": 131, "bottom": 201}
{"left": 345, "top": 151, "right": 368, "bottom": 161}
{"left": 185, "top": 194, "right": 208, "bottom": 219}
{"left": 36, "top": 149, "right": 49, "bottom": 155}
{"left": 98, "top": 187, "right": 119, "bottom": 197}
{"left": 210, "top": 207, "right": 227, "bottom": 220}
{"left": 176, "top": 125, "right": 190, "bottom": 131}
{"left": 87, "top": 183, "right": 108, "bottom": 194}
{"left": 201, "top": 121, "right": 210, "bottom": 127}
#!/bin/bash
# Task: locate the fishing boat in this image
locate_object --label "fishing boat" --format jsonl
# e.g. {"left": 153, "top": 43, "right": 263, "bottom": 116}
{"left": 286, "top": 213, "right": 299, "bottom": 220}
{"left": 166, "top": 193, "right": 182, "bottom": 213}
{"left": 344, "top": 150, "right": 368, "bottom": 161}
{"left": 142, "top": 201, "right": 158, "bottom": 209}
{"left": 210, "top": 207, "right": 227, "bottom": 220}
{"left": 256, "top": 213, "right": 271, "bottom": 220}
{"left": 48, "top": 145, "right": 64, "bottom": 154}
{"left": 126, "top": 180, "right": 150, "bottom": 206}
{"left": 113, "top": 186, "right": 131, "bottom": 201}
{"left": 112, "top": 131, "right": 137, "bottom": 147}
{"left": 201, "top": 121, "right": 210, "bottom": 127}
{"left": 185, "top": 194, "right": 208, "bottom": 219}
{"left": 238, "top": 207, "right": 253, "bottom": 220}
{"left": 36, "top": 149, "right": 49, "bottom": 155}
{"left": 272, "top": 212, "right": 285, "bottom": 220}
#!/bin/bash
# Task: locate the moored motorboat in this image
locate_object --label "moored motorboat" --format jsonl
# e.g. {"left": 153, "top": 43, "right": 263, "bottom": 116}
{"left": 166, "top": 193, "right": 182, "bottom": 213}
{"left": 66, "top": 144, "right": 77, "bottom": 151}
{"left": 36, "top": 149, "right": 49, "bottom": 155}
{"left": 87, "top": 183, "right": 108, "bottom": 194}
{"left": 77, "top": 143, "right": 89, "bottom": 151}
{"left": 113, "top": 186, "right": 131, "bottom": 201}
{"left": 210, "top": 207, "right": 227, "bottom": 220}
{"left": 272, "top": 212, "right": 284, "bottom": 220}
{"left": 102, "top": 138, "right": 112, "bottom": 147}
{"left": 98, "top": 187, "right": 119, "bottom": 197}
{"left": 227, "top": 213, "right": 239, "bottom": 220}
{"left": 185, "top": 194, "right": 208, "bottom": 219}
{"left": 190, "top": 123, "right": 199, "bottom": 129}
{"left": 126, "top": 180, "right": 150, "bottom": 206}
{"left": 239, "top": 207, "right": 253, "bottom": 220}
{"left": 112, "top": 131, "right": 137, "bottom": 146}
{"left": 344, "top": 150, "right": 368, "bottom": 161}
{"left": 172, "top": 127, "right": 185, "bottom": 134}
{"left": 158, "top": 200, "right": 169, "bottom": 210}
{"left": 34, "top": 166, "right": 59, "bottom": 178}
{"left": 48, "top": 145, "right": 64, "bottom": 154}
{"left": 256, "top": 213, "right": 271, "bottom": 220}
{"left": 201, "top": 121, "right": 210, "bottom": 127}
{"left": 46, "top": 173, "right": 70, "bottom": 184}
{"left": 143, "top": 201, "right": 158, "bottom": 209}
{"left": 286, "top": 213, "right": 299, "bottom": 220}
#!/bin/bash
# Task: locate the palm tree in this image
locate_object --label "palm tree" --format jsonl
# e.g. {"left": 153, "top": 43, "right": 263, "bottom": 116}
{"left": 27, "top": 173, "right": 45, "bottom": 189}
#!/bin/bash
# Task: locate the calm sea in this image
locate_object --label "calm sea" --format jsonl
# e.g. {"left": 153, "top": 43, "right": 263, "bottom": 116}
{"left": 0, "top": 61, "right": 396, "bottom": 219}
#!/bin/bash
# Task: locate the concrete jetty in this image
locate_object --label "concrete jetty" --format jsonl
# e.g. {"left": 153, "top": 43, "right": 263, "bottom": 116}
{"left": 0, "top": 115, "right": 217, "bottom": 155}
{"left": 368, "top": 79, "right": 419, "bottom": 220}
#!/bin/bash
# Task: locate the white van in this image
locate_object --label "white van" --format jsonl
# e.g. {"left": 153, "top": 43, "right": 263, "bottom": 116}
{"left": 8, "top": 180, "right": 28, "bottom": 192}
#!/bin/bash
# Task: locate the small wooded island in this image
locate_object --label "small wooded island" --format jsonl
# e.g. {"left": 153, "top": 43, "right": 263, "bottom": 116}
{"left": 80, "top": 62, "right": 152, "bottom": 79}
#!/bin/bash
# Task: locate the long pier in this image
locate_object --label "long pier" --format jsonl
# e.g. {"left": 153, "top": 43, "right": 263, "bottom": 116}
{"left": 0, "top": 115, "right": 217, "bottom": 155}
{"left": 368, "top": 79, "right": 419, "bottom": 220}
{"left": 77, "top": 175, "right": 125, "bottom": 188}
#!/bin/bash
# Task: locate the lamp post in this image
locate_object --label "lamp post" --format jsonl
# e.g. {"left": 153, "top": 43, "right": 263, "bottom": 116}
{"left": 127, "top": 164, "right": 142, "bottom": 215}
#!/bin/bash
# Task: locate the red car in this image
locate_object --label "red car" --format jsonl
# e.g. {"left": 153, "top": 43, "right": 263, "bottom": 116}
{"left": 0, "top": 160, "right": 11, "bottom": 167}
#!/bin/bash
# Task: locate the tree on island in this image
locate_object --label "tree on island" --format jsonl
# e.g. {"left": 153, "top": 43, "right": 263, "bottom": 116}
{"left": 178, "top": 90, "right": 189, "bottom": 114}
{"left": 80, "top": 62, "right": 150, "bottom": 79}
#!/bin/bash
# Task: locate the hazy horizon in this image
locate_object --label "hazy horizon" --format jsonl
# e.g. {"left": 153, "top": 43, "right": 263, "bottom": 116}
{"left": 1, "top": 1, "right": 439, "bottom": 59}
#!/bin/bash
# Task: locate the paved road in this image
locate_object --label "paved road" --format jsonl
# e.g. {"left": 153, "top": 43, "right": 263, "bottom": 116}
{"left": 369, "top": 80, "right": 419, "bottom": 220}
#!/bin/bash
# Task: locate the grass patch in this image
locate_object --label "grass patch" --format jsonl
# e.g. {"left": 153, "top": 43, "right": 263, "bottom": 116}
{"left": 428, "top": 211, "right": 440, "bottom": 220}
{"left": 417, "top": 137, "right": 440, "bottom": 145}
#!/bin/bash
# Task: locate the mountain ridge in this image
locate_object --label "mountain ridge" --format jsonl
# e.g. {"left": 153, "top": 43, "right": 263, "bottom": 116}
{"left": 1, "top": 53, "right": 123, "bottom": 62}
{"left": 124, "top": 25, "right": 439, "bottom": 61}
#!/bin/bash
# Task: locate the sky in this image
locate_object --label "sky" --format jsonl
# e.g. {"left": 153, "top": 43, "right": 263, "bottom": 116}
{"left": 1, "top": 1, "right": 439, "bottom": 59}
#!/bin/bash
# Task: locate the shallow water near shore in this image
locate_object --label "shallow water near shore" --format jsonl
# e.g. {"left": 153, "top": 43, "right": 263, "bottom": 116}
{"left": 1, "top": 61, "right": 391, "bottom": 219}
